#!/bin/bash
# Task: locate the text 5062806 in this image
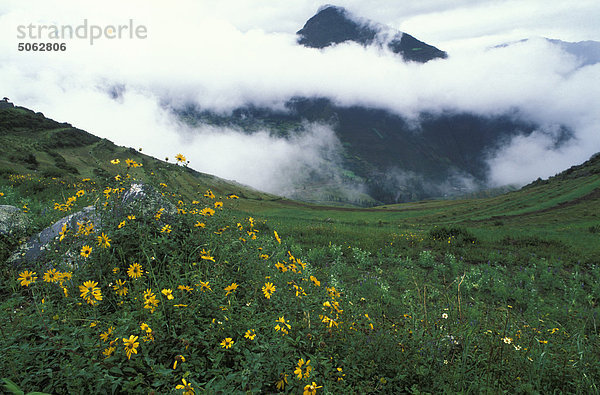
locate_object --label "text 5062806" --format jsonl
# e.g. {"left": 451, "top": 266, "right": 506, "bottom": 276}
{"left": 18, "top": 43, "right": 66, "bottom": 51}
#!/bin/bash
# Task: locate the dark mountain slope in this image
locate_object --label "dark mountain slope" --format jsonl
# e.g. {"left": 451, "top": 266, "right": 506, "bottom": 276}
{"left": 179, "top": 99, "right": 562, "bottom": 203}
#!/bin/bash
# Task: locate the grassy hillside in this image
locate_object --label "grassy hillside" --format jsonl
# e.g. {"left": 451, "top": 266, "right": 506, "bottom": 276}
{"left": 0, "top": 106, "right": 277, "bottom": 203}
{"left": 1, "top": 106, "right": 599, "bottom": 393}
{"left": 249, "top": 152, "right": 600, "bottom": 264}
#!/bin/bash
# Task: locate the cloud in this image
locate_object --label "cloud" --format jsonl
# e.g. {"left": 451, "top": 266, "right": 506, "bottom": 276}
{"left": 1, "top": 0, "right": 600, "bottom": 194}
{"left": 396, "top": 1, "right": 599, "bottom": 48}
{"left": 376, "top": 167, "right": 481, "bottom": 202}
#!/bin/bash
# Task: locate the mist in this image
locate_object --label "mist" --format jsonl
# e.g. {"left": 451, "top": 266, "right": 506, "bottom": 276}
{"left": 1, "top": 0, "right": 599, "bottom": 198}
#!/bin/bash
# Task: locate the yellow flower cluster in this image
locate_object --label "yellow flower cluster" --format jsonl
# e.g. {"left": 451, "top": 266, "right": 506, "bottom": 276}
{"left": 143, "top": 288, "right": 159, "bottom": 313}
{"left": 294, "top": 358, "right": 312, "bottom": 380}
{"left": 274, "top": 316, "right": 291, "bottom": 336}
{"left": 79, "top": 280, "right": 102, "bottom": 305}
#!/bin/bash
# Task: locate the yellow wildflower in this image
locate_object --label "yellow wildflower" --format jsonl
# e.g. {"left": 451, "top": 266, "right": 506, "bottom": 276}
{"left": 262, "top": 282, "right": 276, "bottom": 299}
{"left": 173, "top": 354, "right": 185, "bottom": 369}
{"left": 100, "top": 326, "right": 114, "bottom": 342}
{"left": 160, "top": 224, "right": 172, "bottom": 233}
{"left": 43, "top": 268, "right": 61, "bottom": 283}
{"left": 175, "top": 378, "right": 195, "bottom": 395}
{"left": 18, "top": 270, "right": 37, "bottom": 287}
{"left": 59, "top": 223, "right": 68, "bottom": 241}
{"left": 276, "top": 373, "right": 288, "bottom": 390}
{"left": 303, "top": 382, "right": 322, "bottom": 395}
{"left": 102, "top": 346, "right": 115, "bottom": 358}
{"left": 200, "top": 207, "right": 215, "bottom": 216}
{"left": 161, "top": 288, "right": 174, "bottom": 299}
{"left": 220, "top": 338, "right": 234, "bottom": 349}
{"left": 97, "top": 232, "right": 111, "bottom": 248}
{"left": 200, "top": 250, "right": 215, "bottom": 262}
{"left": 79, "top": 280, "right": 102, "bottom": 305}
{"left": 224, "top": 283, "right": 238, "bottom": 296}
{"left": 293, "top": 284, "right": 307, "bottom": 298}
{"left": 294, "top": 358, "right": 312, "bottom": 380}
{"left": 274, "top": 316, "right": 291, "bottom": 335}
{"left": 275, "top": 262, "right": 287, "bottom": 272}
{"left": 123, "top": 335, "right": 139, "bottom": 359}
{"left": 178, "top": 285, "right": 193, "bottom": 293}
{"left": 113, "top": 279, "right": 128, "bottom": 296}
{"left": 127, "top": 263, "right": 143, "bottom": 279}
{"left": 143, "top": 290, "right": 159, "bottom": 313}
{"left": 80, "top": 245, "right": 92, "bottom": 258}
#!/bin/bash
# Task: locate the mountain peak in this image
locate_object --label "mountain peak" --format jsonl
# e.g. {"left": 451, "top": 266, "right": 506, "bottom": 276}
{"left": 297, "top": 5, "right": 447, "bottom": 63}
{"left": 297, "top": 6, "right": 375, "bottom": 48}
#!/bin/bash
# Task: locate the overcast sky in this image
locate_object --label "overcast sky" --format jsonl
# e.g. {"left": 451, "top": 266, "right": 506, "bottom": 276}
{"left": 1, "top": 0, "right": 599, "bottom": 192}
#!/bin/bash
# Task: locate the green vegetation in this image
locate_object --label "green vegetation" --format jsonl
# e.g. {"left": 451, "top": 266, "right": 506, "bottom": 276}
{"left": 1, "top": 107, "right": 599, "bottom": 393}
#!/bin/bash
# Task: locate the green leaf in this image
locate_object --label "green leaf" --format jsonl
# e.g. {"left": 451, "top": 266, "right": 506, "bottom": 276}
{"left": 122, "top": 367, "right": 137, "bottom": 375}
{"left": 108, "top": 367, "right": 123, "bottom": 375}
{"left": 2, "top": 378, "right": 24, "bottom": 395}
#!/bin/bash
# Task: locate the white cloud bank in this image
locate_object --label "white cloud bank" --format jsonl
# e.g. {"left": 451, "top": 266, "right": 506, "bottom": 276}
{"left": 1, "top": 0, "right": 599, "bottom": 192}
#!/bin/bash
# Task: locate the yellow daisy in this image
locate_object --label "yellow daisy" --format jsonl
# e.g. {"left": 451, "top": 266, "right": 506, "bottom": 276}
{"left": 262, "top": 282, "right": 276, "bottom": 299}
{"left": 127, "top": 263, "right": 143, "bottom": 279}
{"left": 18, "top": 270, "right": 37, "bottom": 287}
{"left": 97, "top": 232, "right": 111, "bottom": 248}
{"left": 122, "top": 335, "right": 139, "bottom": 359}
{"left": 224, "top": 283, "right": 238, "bottom": 296}
{"left": 220, "top": 337, "right": 234, "bottom": 349}
{"left": 80, "top": 245, "right": 92, "bottom": 258}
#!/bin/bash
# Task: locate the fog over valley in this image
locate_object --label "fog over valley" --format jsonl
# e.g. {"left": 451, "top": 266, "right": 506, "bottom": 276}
{"left": 2, "top": 0, "right": 599, "bottom": 203}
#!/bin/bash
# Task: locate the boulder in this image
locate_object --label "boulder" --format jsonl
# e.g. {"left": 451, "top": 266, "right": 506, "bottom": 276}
{"left": 120, "top": 183, "right": 176, "bottom": 218}
{"left": 8, "top": 206, "right": 98, "bottom": 266}
{"left": 0, "top": 205, "right": 29, "bottom": 235}
{"left": 8, "top": 183, "right": 175, "bottom": 267}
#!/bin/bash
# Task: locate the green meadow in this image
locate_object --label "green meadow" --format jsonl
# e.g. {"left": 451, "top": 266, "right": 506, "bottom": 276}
{"left": 1, "top": 106, "right": 599, "bottom": 393}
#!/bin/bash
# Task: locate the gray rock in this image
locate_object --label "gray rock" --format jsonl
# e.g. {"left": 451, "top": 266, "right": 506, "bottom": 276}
{"left": 0, "top": 205, "right": 29, "bottom": 235}
{"left": 8, "top": 206, "right": 98, "bottom": 266}
{"left": 8, "top": 182, "right": 175, "bottom": 267}
{"left": 120, "top": 183, "right": 176, "bottom": 217}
